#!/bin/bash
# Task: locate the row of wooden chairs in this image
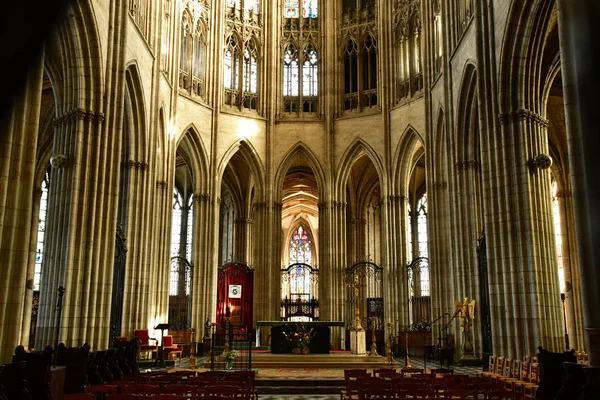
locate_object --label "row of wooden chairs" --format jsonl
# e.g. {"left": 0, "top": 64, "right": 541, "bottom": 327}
{"left": 66, "top": 396, "right": 231, "bottom": 400}
{"left": 475, "top": 355, "right": 539, "bottom": 400}
{"left": 71, "top": 370, "right": 257, "bottom": 400}
{"left": 341, "top": 371, "right": 519, "bottom": 399}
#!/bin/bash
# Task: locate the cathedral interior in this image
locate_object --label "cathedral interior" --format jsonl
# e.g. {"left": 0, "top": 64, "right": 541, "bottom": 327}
{"left": 0, "top": 0, "right": 599, "bottom": 371}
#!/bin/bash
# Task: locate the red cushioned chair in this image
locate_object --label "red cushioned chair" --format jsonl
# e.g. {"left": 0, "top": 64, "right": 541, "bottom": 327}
{"left": 162, "top": 335, "right": 183, "bottom": 365}
{"left": 134, "top": 329, "right": 158, "bottom": 360}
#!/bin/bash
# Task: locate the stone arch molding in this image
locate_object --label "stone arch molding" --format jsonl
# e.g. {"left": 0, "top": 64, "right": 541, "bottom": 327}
{"left": 274, "top": 142, "right": 326, "bottom": 201}
{"left": 335, "top": 138, "right": 386, "bottom": 200}
{"left": 217, "top": 140, "right": 266, "bottom": 203}
{"left": 175, "top": 124, "right": 210, "bottom": 192}
{"left": 124, "top": 62, "right": 148, "bottom": 164}
{"left": 392, "top": 125, "right": 425, "bottom": 196}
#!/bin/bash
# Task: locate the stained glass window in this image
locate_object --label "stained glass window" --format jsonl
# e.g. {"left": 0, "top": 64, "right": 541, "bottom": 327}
{"left": 289, "top": 226, "right": 312, "bottom": 265}
{"left": 552, "top": 181, "right": 566, "bottom": 293}
{"left": 246, "top": 0, "right": 259, "bottom": 13}
{"left": 284, "top": 0, "right": 299, "bottom": 18}
{"left": 283, "top": 46, "right": 299, "bottom": 96}
{"left": 171, "top": 189, "right": 183, "bottom": 258}
{"left": 34, "top": 171, "right": 50, "bottom": 291}
{"left": 186, "top": 195, "right": 194, "bottom": 260}
{"left": 407, "top": 203, "right": 412, "bottom": 261}
{"left": 417, "top": 193, "right": 428, "bottom": 258}
{"left": 224, "top": 35, "right": 240, "bottom": 90}
{"left": 244, "top": 40, "right": 258, "bottom": 93}
{"left": 302, "top": 0, "right": 318, "bottom": 18}
{"left": 227, "top": 0, "right": 239, "bottom": 8}
{"left": 303, "top": 46, "right": 318, "bottom": 96}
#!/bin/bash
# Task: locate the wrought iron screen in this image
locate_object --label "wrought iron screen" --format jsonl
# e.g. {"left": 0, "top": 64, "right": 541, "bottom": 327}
{"left": 406, "top": 257, "right": 431, "bottom": 330}
{"left": 169, "top": 256, "right": 193, "bottom": 330}
{"left": 345, "top": 261, "right": 384, "bottom": 350}
{"left": 281, "top": 263, "right": 319, "bottom": 321}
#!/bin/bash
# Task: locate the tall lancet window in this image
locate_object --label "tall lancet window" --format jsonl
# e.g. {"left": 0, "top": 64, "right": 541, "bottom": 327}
{"left": 34, "top": 171, "right": 50, "bottom": 291}
{"left": 416, "top": 193, "right": 429, "bottom": 295}
{"left": 225, "top": 0, "right": 262, "bottom": 111}
{"left": 552, "top": 181, "right": 566, "bottom": 293}
{"left": 283, "top": 45, "right": 299, "bottom": 98}
{"left": 244, "top": 39, "right": 258, "bottom": 94}
{"left": 282, "top": 0, "right": 319, "bottom": 116}
{"left": 290, "top": 226, "right": 312, "bottom": 265}
{"left": 224, "top": 35, "right": 240, "bottom": 90}
{"left": 170, "top": 188, "right": 193, "bottom": 295}
{"left": 179, "top": 13, "right": 192, "bottom": 89}
{"left": 289, "top": 226, "right": 313, "bottom": 297}
{"left": 303, "top": 45, "right": 319, "bottom": 97}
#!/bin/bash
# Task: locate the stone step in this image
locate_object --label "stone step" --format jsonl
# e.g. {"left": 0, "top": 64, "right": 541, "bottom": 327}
{"left": 256, "top": 386, "right": 343, "bottom": 395}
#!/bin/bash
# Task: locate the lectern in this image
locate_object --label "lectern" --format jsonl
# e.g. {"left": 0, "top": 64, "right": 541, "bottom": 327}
{"left": 154, "top": 323, "right": 171, "bottom": 367}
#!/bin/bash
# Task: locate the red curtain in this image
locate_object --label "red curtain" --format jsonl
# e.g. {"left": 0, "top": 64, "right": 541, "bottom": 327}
{"left": 216, "top": 263, "right": 254, "bottom": 333}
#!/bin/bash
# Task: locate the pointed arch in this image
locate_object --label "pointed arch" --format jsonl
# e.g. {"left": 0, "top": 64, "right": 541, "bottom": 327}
{"left": 498, "top": 0, "right": 555, "bottom": 114}
{"left": 175, "top": 125, "right": 210, "bottom": 192}
{"left": 124, "top": 62, "right": 148, "bottom": 163}
{"left": 336, "top": 138, "right": 385, "bottom": 200}
{"left": 274, "top": 142, "right": 326, "bottom": 201}
{"left": 455, "top": 62, "right": 479, "bottom": 164}
{"left": 392, "top": 125, "right": 425, "bottom": 196}
{"left": 55, "top": 0, "right": 105, "bottom": 113}
{"left": 284, "top": 218, "right": 318, "bottom": 267}
{"left": 217, "top": 140, "right": 266, "bottom": 204}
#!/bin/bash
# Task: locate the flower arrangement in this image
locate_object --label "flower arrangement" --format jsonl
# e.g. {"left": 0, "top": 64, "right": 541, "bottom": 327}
{"left": 221, "top": 348, "right": 237, "bottom": 370}
{"left": 283, "top": 323, "right": 315, "bottom": 355}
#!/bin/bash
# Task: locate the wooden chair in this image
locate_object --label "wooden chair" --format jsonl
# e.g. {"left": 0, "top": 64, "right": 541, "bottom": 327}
{"left": 430, "top": 368, "right": 454, "bottom": 376}
{"left": 106, "top": 395, "right": 142, "bottom": 400}
{"left": 442, "top": 389, "right": 478, "bottom": 399}
{"left": 84, "top": 384, "right": 118, "bottom": 396}
{"left": 64, "top": 395, "right": 96, "bottom": 400}
{"left": 121, "top": 383, "right": 161, "bottom": 396}
{"left": 372, "top": 368, "right": 396, "bottom": 377}
{"left": 153, "top": 395, "right": 186, "bottom": 400}
{"left": 162, "top": 335, "right": 183, "bottom": 365}
{"left": 161, "top": 384, "right": 198, "bottom": 399}
{"left": 476, "top": 355, "right": 497, "bottom": 379}
{"left": 521, "top": 362, "right": 539, "bottom": 400}
{"left": 399, "top": 367, "right": 424, "bottom": 377}
{"left": 491, "top": 357, "right": 512, "bottom": 385}
{"left": 133, "top": 329, "right": 158, "bottom": 360}
{"left": 342, "top": 369, "right": 370, "bottom": 400}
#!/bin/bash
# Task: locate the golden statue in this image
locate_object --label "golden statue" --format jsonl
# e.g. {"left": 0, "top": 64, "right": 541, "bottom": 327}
{"left": 454, "top": 297, "right": 476, "bottom": 362}
{"left": 354, "top": 308, "right": 364, "bottom": 331}
{"left": 454, "top": 297, "right": 476, "bottom": 332}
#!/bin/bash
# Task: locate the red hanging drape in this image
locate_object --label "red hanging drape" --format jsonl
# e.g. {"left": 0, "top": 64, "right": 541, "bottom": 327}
{"left": 216, "top": 263, "right": 254, "bottom": 333}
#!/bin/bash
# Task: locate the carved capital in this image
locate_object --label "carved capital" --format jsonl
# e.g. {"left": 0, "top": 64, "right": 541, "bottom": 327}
{"left": 498, "top": 109, "right": 549, "bottom": 128}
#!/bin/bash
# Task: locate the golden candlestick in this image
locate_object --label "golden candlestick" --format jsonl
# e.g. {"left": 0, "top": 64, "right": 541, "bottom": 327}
{"left": 188, "top": 328, "right": 197, "bottom": 368}
{"left": 402, "top": 331, "right": 412, "bottom": 369}
{"left": 385, "top": 322, "right": 393, "bottom": 363}
{"left": 369, "top": 316, "right": 379, "bottom": 356}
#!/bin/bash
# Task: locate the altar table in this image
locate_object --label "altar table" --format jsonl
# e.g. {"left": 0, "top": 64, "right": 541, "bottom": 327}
{"left": 256, "top": 321, "right": 344, "bottom": 354}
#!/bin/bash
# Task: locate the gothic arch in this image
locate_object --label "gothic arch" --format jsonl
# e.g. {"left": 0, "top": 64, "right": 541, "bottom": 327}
{"left": 455, "top": 62, "right": 479, "bottom": 164}
{"left": 498, "top": 0, "right": 555, "bottom": 114}
{"left": 335, "top": 138, "right": 385, "bottom": 200}
{"left": 283, "top": 218, "right": 318, "bottom": 267}
{"left": 54, "top": 0, "right": 105, "bottom": 113}
{"left": 274, "top": 142, "right": 326, "bottom": 201}
{"left": 124, "top": 63, "right": 148, "bottom": 163}
{"left": 217, "top": 140, "right": 266, "bottom": 204}
{"left": 392, "top": 125, "right": 425, "bottom": 196}
{"left": 176, "top": 125, "right": 210, "bottom": 192}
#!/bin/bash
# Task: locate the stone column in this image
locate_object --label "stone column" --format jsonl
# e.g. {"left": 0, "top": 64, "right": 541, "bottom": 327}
{"left": 557, "top": 0, "right": 600, "bottom": 367}
{"left": 0, "top": 52, "right": 44, "bottom": 362}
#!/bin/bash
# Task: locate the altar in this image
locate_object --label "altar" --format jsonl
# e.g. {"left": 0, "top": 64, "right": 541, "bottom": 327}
{"left": 256, "top": 321, "right": 344, "bottom": 354}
